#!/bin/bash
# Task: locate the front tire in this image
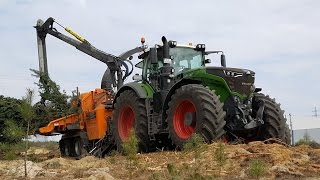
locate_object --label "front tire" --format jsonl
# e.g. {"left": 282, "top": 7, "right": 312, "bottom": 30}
{"left": 253, "top": 93, "right": 289, "bottom": 143}
{"left": 166, "top": 84, "right": 226, "bottom": 149}
{"left": 112, "top": 90, "right": 149, "bottom": 152}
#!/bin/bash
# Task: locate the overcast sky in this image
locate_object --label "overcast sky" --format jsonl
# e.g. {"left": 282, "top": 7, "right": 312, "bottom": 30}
{"left": 0, "top": 0, "right": 319, "bottom": 129}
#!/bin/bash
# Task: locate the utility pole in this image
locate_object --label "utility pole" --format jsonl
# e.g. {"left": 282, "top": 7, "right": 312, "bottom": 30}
{"left": 289, "top": 114, "right": 294, "bottom": 145}
{"left": 312, "top": 107, "right": 318, "bottom": 117}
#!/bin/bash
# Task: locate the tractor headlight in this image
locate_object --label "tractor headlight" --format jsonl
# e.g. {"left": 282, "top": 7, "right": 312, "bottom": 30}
{"left": 169, "top": 41, "right": 177, "bottom": 48}
{"left": 224, "top": 70, "right": 243, "bottom": 77}
{"left": 196, "top": 44, "right": 205, "bottom": 51}
{"left": 163, "top": 58, "right": 172, "bottom": 64}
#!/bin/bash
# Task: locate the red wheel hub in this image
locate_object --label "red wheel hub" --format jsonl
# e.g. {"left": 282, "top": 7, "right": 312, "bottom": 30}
{"left": 173, "top": 100, "right": 196, "bottom": 139}
{"left": 118, "top": 105, "right": 134, "bottom": 141}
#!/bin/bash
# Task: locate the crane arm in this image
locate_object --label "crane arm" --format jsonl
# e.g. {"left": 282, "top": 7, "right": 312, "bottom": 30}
{"left": 35, "top": 17, "right": 124, "bottom": 88}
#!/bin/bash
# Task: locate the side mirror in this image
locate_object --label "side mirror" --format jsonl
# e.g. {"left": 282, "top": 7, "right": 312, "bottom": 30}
{"left": 133, "top": 74, "right": 142, "bottom": 81}
{"left": 204, "top": 59, "right": 211, "bottom": 64}
{"left": 221, "top": 54, "right": 226, "bottom": 67}
{"left": 150, "top": 48, "right": 158, "bottom": 64}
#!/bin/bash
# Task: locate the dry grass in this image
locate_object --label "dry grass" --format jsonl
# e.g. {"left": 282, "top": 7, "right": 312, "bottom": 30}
{"left": 1, "top": 141, "right": 320, "bottom": 179}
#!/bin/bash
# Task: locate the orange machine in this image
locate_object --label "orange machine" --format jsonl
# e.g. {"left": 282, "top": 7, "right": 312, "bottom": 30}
{"left": 35, "top": 18, "right": 147, "bottom": 157}
{"left": 39, "top": 88, "right": 114, "bottom": 157}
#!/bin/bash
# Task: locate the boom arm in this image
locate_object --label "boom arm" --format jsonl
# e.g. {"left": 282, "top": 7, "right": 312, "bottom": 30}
{"left": 35, "top": 17, "right": 125, "bottom": 88}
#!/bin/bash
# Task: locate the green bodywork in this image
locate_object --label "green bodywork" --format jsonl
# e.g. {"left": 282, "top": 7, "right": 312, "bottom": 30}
{"left": 128, "top": 46, "right": 251, "bottom": 104}
{"left": 137, "top": 67, "right": 249, "bottom": 103}
{"left": 139, "top": 82, "right": 154, "bottom": 98}
{"left": 182, "top": 68, "right": 249, "bottom": 102}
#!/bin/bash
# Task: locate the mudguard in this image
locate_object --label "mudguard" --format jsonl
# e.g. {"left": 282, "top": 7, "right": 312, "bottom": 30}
{"left": 114, "top": 82, "right": 154, "bottom": 103}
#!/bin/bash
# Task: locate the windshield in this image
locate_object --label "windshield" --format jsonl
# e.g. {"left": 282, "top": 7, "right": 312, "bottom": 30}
{"left": 170, "top": 47, "right": 203, "bottom": 75}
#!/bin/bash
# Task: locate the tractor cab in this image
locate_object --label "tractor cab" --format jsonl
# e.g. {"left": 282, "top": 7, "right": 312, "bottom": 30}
{"left": 135, "top": 41, "right": 224, "bottom": 82}
{"left": 170, "top": 46, "right": 204, "bottom": 75}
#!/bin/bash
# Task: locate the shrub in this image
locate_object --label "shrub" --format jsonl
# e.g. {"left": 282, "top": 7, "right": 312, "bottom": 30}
{"left": 183, "top": 133, "right": 205, "bottom": 152}
{"left": 121, "top": 129, "right": 139, "bottom": 162}
{"left": 2, "top": 120, "right": 24, "bottom": 144}
{"left": 183, "top": 133, "right": 205, "bottom": 162}
{"left": 248, "top": 159, "right": 266, "bottom": 178}
{"left": 121, "top": 129, "right": 139, "bottom": 178}
{"left": 0, "top": 142, "right": 24, "bottom": 160}
{"left": 214, "top": 141, "right": 227, "bottom": 168}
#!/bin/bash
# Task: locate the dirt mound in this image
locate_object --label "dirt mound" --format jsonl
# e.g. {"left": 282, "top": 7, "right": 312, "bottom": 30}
{"left": 0, "top": 142, "right": 319, "bottom": 179}
{"left": 107, "top": 142, "right": 320, "bottom": 179}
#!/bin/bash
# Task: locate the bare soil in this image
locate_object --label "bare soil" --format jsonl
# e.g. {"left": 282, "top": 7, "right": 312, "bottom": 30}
{"left": 0, "top": 141, "right": 319, "bottom": 179}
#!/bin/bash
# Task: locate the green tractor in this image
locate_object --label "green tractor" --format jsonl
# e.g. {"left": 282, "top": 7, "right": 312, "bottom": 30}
{"left": 112, "top": 36, "right": 290, "bottom": 151}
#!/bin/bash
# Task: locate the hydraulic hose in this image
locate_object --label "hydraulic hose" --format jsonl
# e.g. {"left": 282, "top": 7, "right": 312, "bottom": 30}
{"left": 124, "top": 59, "right": 134, "bottom": 78}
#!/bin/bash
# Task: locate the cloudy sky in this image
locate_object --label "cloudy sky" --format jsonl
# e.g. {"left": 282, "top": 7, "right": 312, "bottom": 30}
{"left": 0, "top": 0, "right": 319, "bottom": 129}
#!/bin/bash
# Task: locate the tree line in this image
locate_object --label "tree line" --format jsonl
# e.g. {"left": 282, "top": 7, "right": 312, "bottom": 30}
{"left": 0, "top": 69, "right": 77, "bottom": 144}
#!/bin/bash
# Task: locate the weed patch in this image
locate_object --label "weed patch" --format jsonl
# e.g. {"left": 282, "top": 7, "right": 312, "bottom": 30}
{"left": 248, "top": 159, "right": 266, "bottom": 178}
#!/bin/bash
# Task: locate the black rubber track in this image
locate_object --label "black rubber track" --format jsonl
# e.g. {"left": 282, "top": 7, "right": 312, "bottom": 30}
{"left": 166, "top": 84, "right": 226, "bottom": 149}
{"left": 253, "top": 93, "right": 289, "bottom": 143}
{"left": 112, "top": 90, "right": 149, "bottom": 152}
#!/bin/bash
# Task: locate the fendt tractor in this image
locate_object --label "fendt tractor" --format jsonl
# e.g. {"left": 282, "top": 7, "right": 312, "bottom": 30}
{"left": 37, "top": 17, "right": 291, "bottom": 157}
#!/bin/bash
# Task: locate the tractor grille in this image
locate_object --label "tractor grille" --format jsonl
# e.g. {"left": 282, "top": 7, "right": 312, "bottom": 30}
{"left": 206, "top": 67, "right": 255, "bottom": 96}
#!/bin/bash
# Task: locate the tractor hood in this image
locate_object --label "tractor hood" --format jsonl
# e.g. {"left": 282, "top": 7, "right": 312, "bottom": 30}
{"left": 206, "top": 67, "right": 255, "bottom": 96}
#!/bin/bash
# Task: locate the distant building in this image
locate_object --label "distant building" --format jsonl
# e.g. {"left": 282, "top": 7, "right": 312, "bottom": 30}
{"left": 293, "top": 128, "right": 320, "bottom": 144}
{"left": 291, "top": 116, "right": 320, "bottom": 144}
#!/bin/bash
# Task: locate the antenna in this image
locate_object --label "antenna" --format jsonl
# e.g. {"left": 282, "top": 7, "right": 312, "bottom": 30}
{"left": 312, "top": 106, "right": 318, "bottom": 117}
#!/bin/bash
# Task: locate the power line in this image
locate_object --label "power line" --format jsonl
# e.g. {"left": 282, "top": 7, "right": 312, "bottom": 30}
{"left": 312, "top": 106, "right": 318, "bottom": 117}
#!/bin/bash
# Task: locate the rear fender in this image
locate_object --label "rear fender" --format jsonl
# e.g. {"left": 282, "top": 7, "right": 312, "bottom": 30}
{"left": 113, "top": 82, "right": 154, "bottom": 106}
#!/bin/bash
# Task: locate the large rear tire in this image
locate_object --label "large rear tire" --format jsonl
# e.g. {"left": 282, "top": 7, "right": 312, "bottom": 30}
{"left": 112, "top": 90, "right": 149, "bottom": 152}
{"left": 253, "top": 93, "right": 289, "bottom": 144}
{"left": 166, "top": 84, "right": 226, "bottom": 149}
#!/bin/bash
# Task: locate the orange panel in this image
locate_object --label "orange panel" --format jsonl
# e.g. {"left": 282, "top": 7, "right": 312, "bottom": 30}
{"left": 38, "top": 88, "right": 114, "bottom": 139}
{"left": 39, "top": 114, "right": 84, "bottom": 134}
{"left": 85, "top": 106, "right": 113, "bottom": 140}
